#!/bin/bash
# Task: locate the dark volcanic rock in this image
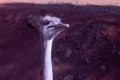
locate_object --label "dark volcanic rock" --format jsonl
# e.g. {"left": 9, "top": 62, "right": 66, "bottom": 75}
{"left": 0, "top": 3, "right": 120, "bottom": 80}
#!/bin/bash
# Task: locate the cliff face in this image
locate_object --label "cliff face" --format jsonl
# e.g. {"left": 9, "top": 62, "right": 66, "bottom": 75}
{"left": 0, "top": 3, "right": 120, "bottom": 80}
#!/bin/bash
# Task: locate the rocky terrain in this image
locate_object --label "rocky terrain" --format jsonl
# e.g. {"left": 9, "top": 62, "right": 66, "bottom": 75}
{"left": 0, "top": 3, "right": 120, "bottom": 80}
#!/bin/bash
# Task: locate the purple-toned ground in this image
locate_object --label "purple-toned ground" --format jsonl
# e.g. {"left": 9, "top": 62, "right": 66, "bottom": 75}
{"left": 0, "top": 3, "right": 120, "bottom": 80}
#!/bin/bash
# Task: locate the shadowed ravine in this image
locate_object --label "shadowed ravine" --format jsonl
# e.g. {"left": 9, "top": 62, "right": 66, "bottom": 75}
{"left": 0, "top": 3, "right": 120, "bottom": 80}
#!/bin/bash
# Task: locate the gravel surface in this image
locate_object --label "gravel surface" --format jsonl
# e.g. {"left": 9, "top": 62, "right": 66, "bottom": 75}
{"left": 0, "top": 0, "right": 120, "bottom": 6}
